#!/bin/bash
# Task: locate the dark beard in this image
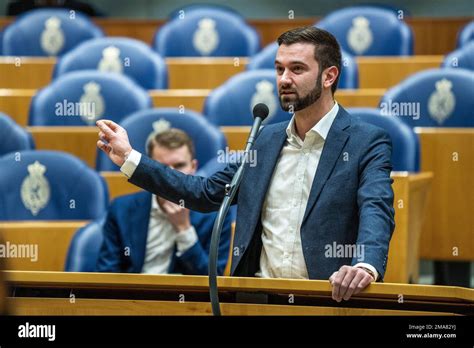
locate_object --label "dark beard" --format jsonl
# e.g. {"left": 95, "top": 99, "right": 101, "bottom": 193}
{"left": 279, "top": 72, "right": 322, "bottom": 113}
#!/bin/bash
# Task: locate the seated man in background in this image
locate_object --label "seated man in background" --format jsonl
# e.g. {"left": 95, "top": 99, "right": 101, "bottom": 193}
{"left": 96, "top": 129, "right": 231, "bottom": 275}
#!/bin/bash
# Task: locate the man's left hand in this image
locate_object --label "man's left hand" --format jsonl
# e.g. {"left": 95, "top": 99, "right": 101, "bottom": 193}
{"left": 329, "top": 265, "right": 375, "bottom": 302}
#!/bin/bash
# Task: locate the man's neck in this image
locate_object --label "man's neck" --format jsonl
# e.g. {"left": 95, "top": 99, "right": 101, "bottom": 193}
{"left": 294, "top": 95, "right": 335, "bottom": 140}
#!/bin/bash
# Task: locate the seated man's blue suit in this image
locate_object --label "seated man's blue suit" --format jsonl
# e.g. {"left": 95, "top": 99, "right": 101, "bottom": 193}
{"left": 96, "top": 191, "right": 232, "bottom": 275}
{"left": 126, "top": 106, "right": 395, "bottom": 280}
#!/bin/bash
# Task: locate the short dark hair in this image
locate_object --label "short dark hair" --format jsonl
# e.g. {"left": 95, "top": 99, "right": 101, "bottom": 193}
{"left": 147, "top": 128, "right": 195, "bottom": 158}
{"left": 277, "top": 26, "right": 342, "bottom": 94}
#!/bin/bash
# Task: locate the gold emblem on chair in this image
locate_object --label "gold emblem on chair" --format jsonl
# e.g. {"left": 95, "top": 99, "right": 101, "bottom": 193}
{"left": 146, "top": 119, "right": 172, "bottom": 150}
{"left": 250, "top": 80, "right": 278, "bottom": 123}
{"left": 428, "top": 78, "right": 456, "bottom": 125}
{"left": 98, "top": 46, "right": 123, "bottom": 73}
{"left": 347, "top": 16, "right": 373, "bottom": 55}
{"left": 193, "top": 18, "right": 219, "bottom": 56}
{"left": 21, "top": 161, "right": 50, "bottom": 216}
{"left": 79, "top": 82, "right": 105, "bottom": 125}
{"left": 40, "top": 16, "right": 65, "bottom": 56}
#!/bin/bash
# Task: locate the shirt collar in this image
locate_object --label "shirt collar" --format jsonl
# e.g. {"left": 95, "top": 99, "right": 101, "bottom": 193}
{"left": 286, "top": 101, "right": 339, "bottom": 142}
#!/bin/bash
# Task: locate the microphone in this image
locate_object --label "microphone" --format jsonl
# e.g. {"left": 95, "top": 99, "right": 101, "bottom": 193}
{"left": 208, "top": 103, "right": 269, "bottom": 316}
{"left": 245, "top": 103, "right": 269, "bottom": 153}
{"left": 253, "top": 102, "right": 270, "bottom": 119}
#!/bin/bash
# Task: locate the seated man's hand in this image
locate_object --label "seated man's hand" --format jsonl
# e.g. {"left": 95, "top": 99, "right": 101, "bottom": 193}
{"left": 329, "top": 265, "right": 375, "bottom": 302}
{"left": 159, "top": 199, "right": 191, "bottom": 233}
{"left": 96, "top": 120, "right": 132, "bottom": 167}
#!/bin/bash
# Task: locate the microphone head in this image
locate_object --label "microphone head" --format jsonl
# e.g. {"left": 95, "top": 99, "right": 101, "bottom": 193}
{"left": 252, "top": 103, "right": 269, "bottom": 120}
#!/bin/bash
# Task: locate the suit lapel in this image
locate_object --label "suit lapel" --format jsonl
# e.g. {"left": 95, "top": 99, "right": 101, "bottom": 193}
{"left": 302, "top": 107, "right": 351, "bottom": 224}
{"left": 129, "top": 193, "right": 152, "bottom": 272}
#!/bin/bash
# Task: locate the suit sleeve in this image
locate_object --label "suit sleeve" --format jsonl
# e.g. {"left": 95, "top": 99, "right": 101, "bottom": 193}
{"left": 176, "top": 212, "right": 232, "bottom": 275}
{"left": 354, "top": 129, "right": 395, "bottom": 281}
{"left": 95, "top": 201, "right": 124, "bottom": 273}
{"left": 128, "top": 156, "right": 240, "bottom": 213}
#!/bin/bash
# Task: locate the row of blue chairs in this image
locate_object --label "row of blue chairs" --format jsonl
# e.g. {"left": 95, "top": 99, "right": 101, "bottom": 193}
{"left": 22, "top": 66, "right": 474, "bottom": 128}
{"left": 35, "top": 32, "right": 474, "bottom": 91}
{"left": 2, "top": 7, "right": 473, "bottom": 58}
{"left": 48, "top": 37, "right": 359, "bottom": 90}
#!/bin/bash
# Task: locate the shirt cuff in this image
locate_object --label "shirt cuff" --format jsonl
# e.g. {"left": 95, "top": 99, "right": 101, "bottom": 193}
{"left": 175, "top": 226, "right": 198, "bottom": 256}
{"left": 120, "top": 149, "right": 142, "bottom": 178}
{"left": 354, "top": 263, "right": 379, "bottom": 281}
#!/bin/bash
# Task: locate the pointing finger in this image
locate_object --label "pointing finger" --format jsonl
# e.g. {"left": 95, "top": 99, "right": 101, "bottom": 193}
{"left": 101, "top": 119, "right": 121, "bottom": 131}
{"left": 96, "top": 120, "right": 115, "bottom": 138}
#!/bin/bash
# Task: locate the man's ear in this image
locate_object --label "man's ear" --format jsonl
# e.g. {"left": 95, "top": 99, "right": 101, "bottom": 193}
{"left": 191, "top": 159, "right": 198, "bottom": 173}
{"left": 323, "top": 66, "right": 339, "bottom": 90}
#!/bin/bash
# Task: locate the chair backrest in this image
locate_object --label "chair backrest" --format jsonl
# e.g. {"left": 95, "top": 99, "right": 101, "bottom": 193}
{"left": 1, "top": 8, "right": 103, "bottom": 56}
{"left": 247, "top": 42, "right": 359, "bottom": 89}
{"left": 348, "top": 107, "right": 420, "bottom": 172}
{"left": 53, "top": 37, "right": 168, "bottom": 89}
{"left": 29, "top": 70, "right": 152, "bottom": 126}
{"left": 64, "top": 217, "right": 105, "bottom": 272}
{"left": 153, "top": 9, "right": 260, "bottom": 57}
{"left": 0, "top": 150, "right": 108, "bottom": 220}
{"left": 96, "top": 108, "right": 227, "bottom": 171}
{"left": 442, "top": 42, "right": 474, "bottom": 71}
{"left": 316, "top": 6, "right": 413, "bottom": 56}
{"left": 203, "top": 69, "right": 292, "bottom": 126}
{"left": 0, "top": 113, "right": 35, "bottom": 156}
{"left": 457, "top": 20, "right": 474, "bottom": 48}
{"left": 380, "top": 68, "right": 474, "bottom": 127}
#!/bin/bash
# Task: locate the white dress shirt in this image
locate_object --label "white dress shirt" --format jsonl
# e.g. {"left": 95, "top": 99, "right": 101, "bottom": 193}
{"left": 141, "top": 195, "right": 198, "bottom": 274}
{"left": 121, "top": 104, "right": 377, "bottom": 280}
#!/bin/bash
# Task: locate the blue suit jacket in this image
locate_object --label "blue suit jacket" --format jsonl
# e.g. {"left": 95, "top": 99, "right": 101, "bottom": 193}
{"left": 96, "top": 191, "right": 232, "bottom": 275}
{"left": 127, "top": 106, "right": 395, "bottom": 280}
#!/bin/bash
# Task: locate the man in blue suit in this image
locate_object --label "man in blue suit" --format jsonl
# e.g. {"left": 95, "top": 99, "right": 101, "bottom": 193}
{"left": 97, "top": 27, "right": 395, "bottom": 302}
{"left": 96, "top": 129, "right": 232, "bottom": 275}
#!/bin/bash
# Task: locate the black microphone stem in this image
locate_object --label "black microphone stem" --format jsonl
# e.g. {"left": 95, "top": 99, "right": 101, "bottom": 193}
{"left": 208, "top": 115, "right": 265, "bottom": 316}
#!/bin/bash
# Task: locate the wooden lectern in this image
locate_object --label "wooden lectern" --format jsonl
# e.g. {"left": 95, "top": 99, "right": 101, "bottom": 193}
{"left": 3, "top": 271, "right": 473, "bottom": 316}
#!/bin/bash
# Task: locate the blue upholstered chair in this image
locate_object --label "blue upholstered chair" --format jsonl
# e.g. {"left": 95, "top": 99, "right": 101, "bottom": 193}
{"left": 0, "top": 150, "right": 108, "bottom": 220}
{"left": 1, "top": 8, "right": 103, "bottom": 56}
{"left": 64, "top": 217, "right": 105, "bottom": 272}
{"left": 0, "top": 112, "right": 35, "bottom": 156}
{"left": 29, "top": 70, "right": 152, "bottom": 126}
{"left": 316, "top": 6, "right": 413, "bottom": 56}
{"left": 457, "top": 20, "right": 474, "bottom": 48}
{"left": 380, "top": 68, "right": 474, "bottom": 127}
{"left": 348, "top": 107, "right": 420, "bottom": 172}
{"left": 153, "top": 8, "right": 260, "bottom": 57}
{"left": 53, "top": 37, "right": 168, "bottom": 89}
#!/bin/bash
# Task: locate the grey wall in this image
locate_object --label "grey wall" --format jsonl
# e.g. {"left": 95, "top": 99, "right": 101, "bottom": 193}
{"left": 0, "top": 0, "right": 473, "bottom": 18}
